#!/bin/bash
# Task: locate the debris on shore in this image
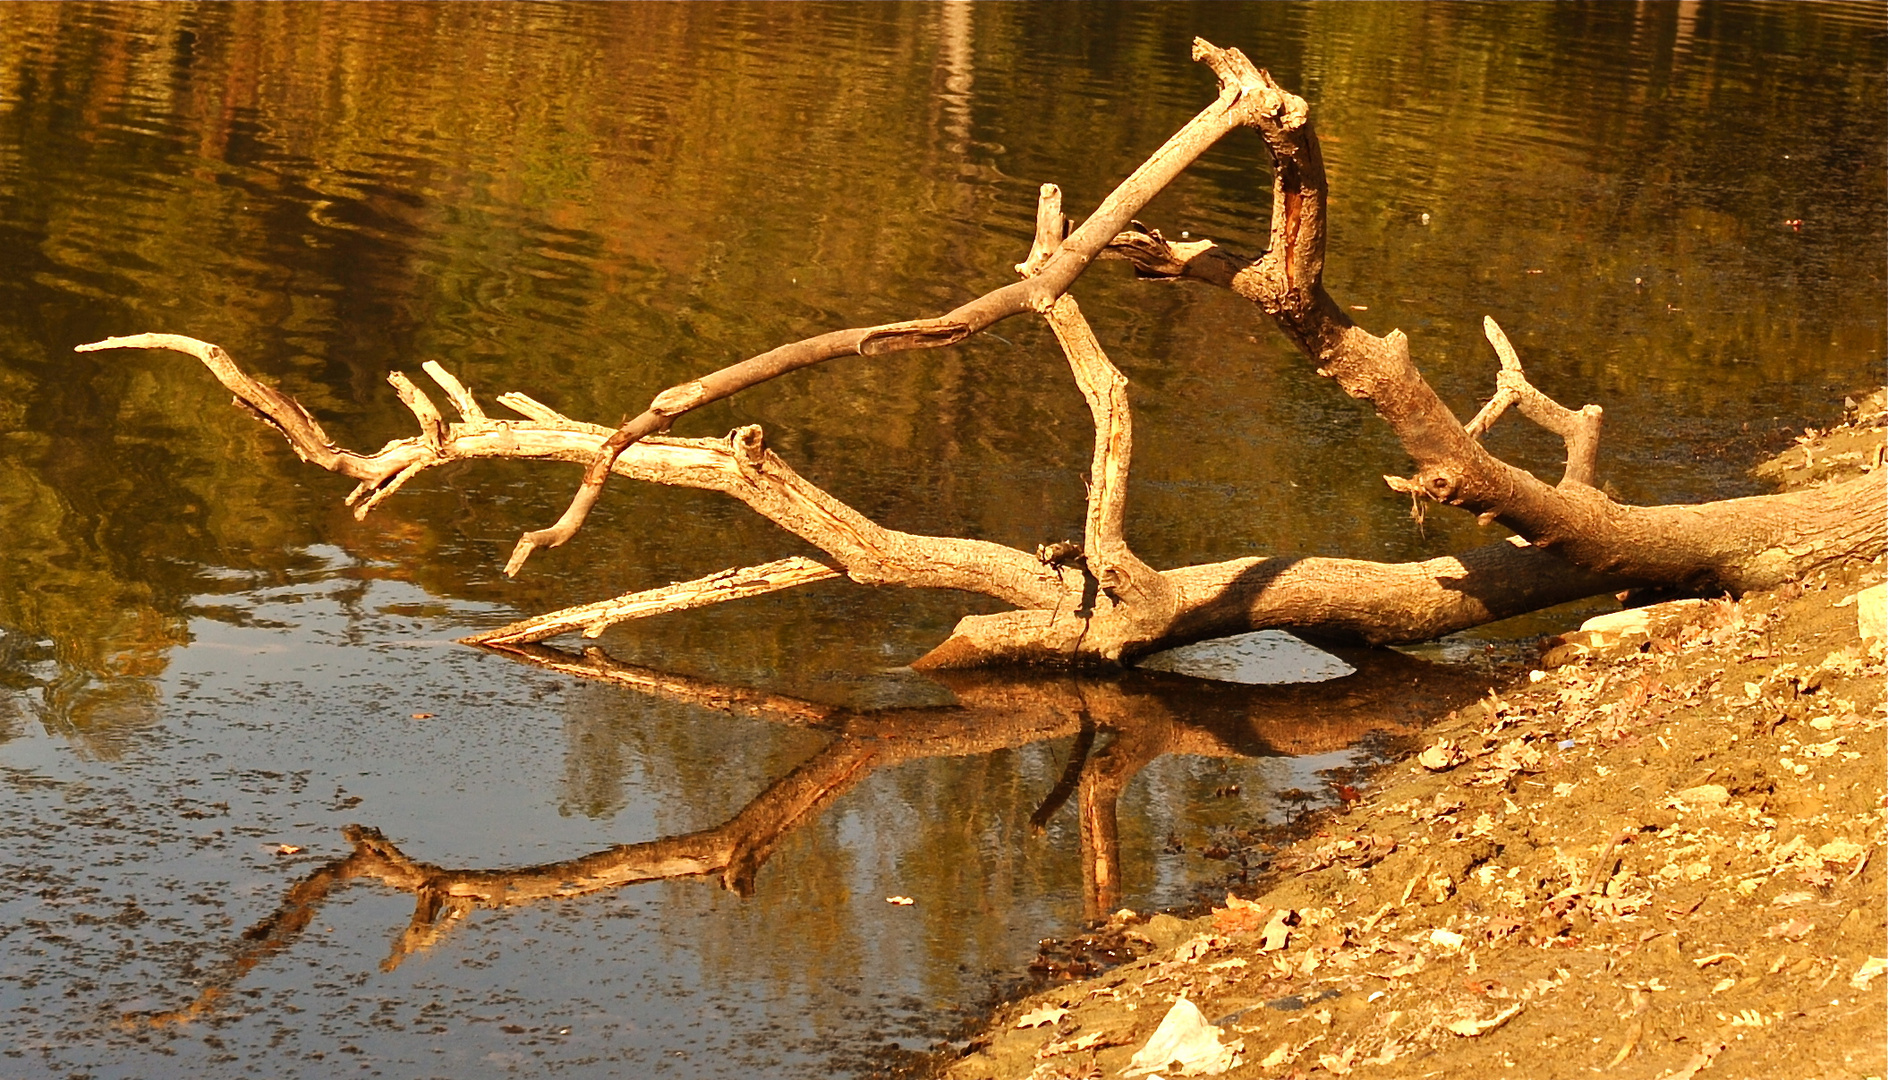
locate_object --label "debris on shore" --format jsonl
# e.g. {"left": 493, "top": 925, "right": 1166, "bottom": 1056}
{"left": 945, "top": 395, "right": 1885, "bottom": 1080}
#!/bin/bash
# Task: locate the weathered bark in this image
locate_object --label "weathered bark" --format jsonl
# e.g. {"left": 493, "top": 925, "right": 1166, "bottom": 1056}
{"left": 133, "top": 645, "right": 1482, "bottom": 1022}
{"left": 1098, "top": 43, "right": 1884, "bottom": 599}
{"left": 82, "top": 38, "right": 1885, "bottom": 670}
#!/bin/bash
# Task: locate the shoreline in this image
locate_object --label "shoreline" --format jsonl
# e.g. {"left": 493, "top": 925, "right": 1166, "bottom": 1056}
{"left": 940, "top": 393, "right": 1886, "bottom": 1080}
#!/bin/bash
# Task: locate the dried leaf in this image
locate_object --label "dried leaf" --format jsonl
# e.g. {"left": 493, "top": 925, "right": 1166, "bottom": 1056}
{"left": 1418, "top": 739, "right": 1466, "bottom": 771}
{"left": 1258, "top": 910, "right": 1294, "bottom": 953}
{"left": 1038, "top": 1028, "right": 1129, "bottom": 1060}
{"left": 1213, "top": 894, "right": 1271, "bottom": 933}
{"left": 1443, "top": 1003, "right": 1522, "bottom": 1037}
{"left": 1173, "top": 934, "right": 1215, "bottom": 962}
{"left": 1763, "top": 918, "right": 1813, "bottom": 940}
{"left": 1317, "top": 1045, "right": 1358, "bottom": 1075}
{"left": 1850, "top": 956, "right": 1888, "bottom": 990}
{"left": 1017, "top": 1004, "right": 1070, "bottom": 1029}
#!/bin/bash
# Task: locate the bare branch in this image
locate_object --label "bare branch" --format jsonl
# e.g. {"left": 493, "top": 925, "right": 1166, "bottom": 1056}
{"left": 1015, "top": 182, "right": 1067, "bottom": 278}
{"left": 82, "top": 335, "right": 1065, "bottom": 609}
{"left": 78, "top": 334, "right": 391, "bottom": 482}
{"left": 420, "top": 360, "right": 487, "bottom": 421}
{"left": 463, "top": 556, "right": 842, "bottom": 646}
{"left": 385, "top": 371, "right": 446, "bottom": 451}
{"left": 1041, "top": 294, "right": 1170, "bottom": 615}
{"left": 505, "top": 44, "right": 1291, "bottom": 575}
{"left": 1475, "top": 317, "right": 1605, "bottom": 487}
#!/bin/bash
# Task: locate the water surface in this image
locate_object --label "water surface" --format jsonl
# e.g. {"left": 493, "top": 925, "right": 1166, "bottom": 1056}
{"left": 1, "top": 3, "right": 1882, "bottom": 1076}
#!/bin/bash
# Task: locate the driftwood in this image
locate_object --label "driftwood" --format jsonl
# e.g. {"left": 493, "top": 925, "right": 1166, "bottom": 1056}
{"left": 132, "top": 645, "right": 1482, "bottom": 1025}
{"left": 79, "top": 39, "right": 1884, "bottom": 668}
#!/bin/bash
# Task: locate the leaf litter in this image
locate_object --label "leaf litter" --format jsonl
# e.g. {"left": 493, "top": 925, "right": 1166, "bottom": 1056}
{"left": 948, "top": 400, "right": 1885, "bottom": 1080}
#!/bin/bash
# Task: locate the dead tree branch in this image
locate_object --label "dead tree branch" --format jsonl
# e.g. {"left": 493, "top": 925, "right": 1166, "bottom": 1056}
{"left": 79, "top": 334, "right": 1065, "bottom": 614}
{"left": 88, "top": 39, "right": 1884, "bottom": 671}
{"left": 465, "top": 556, "right": 841, "bottom": 646}
{"left": 1103, "top": 40, "right": 1885, "bottom": 596}
{"left": 505, "top": 41, "right": 1295, "bottom": 576}
{"left": 1463, "top": 317, "right": 1604, "bottom": 488}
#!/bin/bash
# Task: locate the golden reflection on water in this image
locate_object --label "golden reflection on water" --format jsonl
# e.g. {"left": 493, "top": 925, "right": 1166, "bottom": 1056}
{"left": 133, "top": 640, "right": 1481, "bottom": 1025}
{"left": 0, "top": 2, "right": 1880, "bottom": 743}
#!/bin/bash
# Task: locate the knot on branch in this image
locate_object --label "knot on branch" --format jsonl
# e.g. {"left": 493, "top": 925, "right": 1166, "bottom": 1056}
{"left": 729, "top": 424, "right": 767, "bottom": 482}
{"left": 1423, "top": 470, "right": 1460, "bottom": 503}
{"left": 1388, "top": 470, "right": 1459, "bottom": 504}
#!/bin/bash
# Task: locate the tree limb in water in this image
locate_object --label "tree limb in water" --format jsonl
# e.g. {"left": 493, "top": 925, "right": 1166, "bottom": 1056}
{"left": 80, "top": 38, "right": 1884, "bottom": 668}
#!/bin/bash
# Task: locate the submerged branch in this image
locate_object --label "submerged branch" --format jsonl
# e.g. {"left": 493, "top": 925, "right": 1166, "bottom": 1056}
{"left": 464, "top": 556, "right": 843, "bottom": 646}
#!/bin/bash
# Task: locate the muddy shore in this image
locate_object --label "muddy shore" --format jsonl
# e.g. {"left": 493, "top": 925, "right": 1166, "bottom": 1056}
{"left": 941, "top": 394, "right": 1886, "bottom": 1080}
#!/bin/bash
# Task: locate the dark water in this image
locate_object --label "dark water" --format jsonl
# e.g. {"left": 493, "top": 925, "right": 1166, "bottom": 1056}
{"left": 0, "top": 2, "right": 1882, "bottom": 1076}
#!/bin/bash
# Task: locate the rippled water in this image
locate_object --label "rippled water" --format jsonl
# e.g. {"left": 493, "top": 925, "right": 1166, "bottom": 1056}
{"left": 0, "top": 3, "right": 1882, "bottom": 1076}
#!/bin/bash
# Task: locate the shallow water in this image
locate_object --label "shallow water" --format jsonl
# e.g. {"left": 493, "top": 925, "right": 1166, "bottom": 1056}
{"left": 0, "top": 3, "right": 1882, "bottom": 1076}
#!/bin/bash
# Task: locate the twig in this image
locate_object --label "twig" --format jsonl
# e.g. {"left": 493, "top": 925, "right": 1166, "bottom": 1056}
{"left": 1471, "top": 318, "right": 1605, "bottom": 487}
{"left": 463, "top": 556, "right": 843, "bottom": 645}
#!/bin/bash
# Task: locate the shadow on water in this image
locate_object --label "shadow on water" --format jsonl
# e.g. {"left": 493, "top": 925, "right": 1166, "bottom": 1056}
{"left": 135, "top": 640, "right": 1485, "bottom": 1027}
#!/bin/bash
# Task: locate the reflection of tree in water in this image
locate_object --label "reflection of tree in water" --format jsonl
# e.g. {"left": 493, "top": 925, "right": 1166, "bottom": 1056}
{"left": 136, "top": 643, "right": 1482, "bottom": 1024}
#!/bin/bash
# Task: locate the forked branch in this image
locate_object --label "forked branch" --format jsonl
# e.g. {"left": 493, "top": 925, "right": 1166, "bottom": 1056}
{"left": 1463, "top": 317, "right": 1604, "bottom": 487}
{"left": 507, "top": 39, "right": 1292, "bottom": 576}
{"left": 1101, "top": 43, "right": 1884, "bottom": 594}
{"left": 81, "top": 335, "right": 1066, "bottom": 615}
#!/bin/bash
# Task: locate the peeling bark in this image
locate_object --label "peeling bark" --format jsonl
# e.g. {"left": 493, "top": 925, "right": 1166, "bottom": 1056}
{"left": 83, "top": 38, "right": 1885, "bottom": 670}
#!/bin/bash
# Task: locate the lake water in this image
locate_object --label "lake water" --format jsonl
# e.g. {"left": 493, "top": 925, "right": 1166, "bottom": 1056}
{"left": 1, "top": 3, "right": 1882, "bottom": 1077}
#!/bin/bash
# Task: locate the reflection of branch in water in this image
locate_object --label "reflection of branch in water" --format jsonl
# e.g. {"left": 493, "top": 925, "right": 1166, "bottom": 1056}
{"left": 1029, "top": 714, "right": 1095, "bottom": 835}
{"left": 140, "top": 642, "right": 1484, "bottom": 1023}
{"left": 137, "top": 736, "right": 883, "bottom": 1026}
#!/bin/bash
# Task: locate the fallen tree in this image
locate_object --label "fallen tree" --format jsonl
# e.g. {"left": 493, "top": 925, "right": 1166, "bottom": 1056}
{"left": 79, "top": 40, "right": 1883, "bottom": 669}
